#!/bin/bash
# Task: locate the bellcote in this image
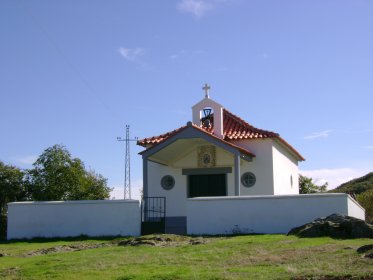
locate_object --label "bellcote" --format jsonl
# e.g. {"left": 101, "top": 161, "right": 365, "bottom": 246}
{"left": 192, "top": 85, "right": 224, "bottom": 139}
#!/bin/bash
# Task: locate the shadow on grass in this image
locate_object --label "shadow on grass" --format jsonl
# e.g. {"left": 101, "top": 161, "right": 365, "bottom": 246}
{"left": 0, "top": 234, "right": 128, "bottom": 244}
{"left": 0, "top": 232, "right": 273, "bottom": 244}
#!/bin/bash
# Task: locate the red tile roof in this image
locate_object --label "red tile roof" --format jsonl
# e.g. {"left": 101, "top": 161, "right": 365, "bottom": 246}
{"left": 223, "top": 109, "right": 279, "bottom": 139}
{"left": 137, "top": 108, "right": 305, "bottom": 161}
{"left": 137, "top": 126, "right": 186, "bottom": 147}
{"left": 138, "top": 122, "right": 256, "bottom": 158}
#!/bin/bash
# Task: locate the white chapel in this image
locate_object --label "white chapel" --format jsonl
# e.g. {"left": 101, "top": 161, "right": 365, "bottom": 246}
{"left": 137, "top": 84, "right": 305, "bottom": 234}
{"left": 6, "top": 86, "right": 365, "bottom": 239}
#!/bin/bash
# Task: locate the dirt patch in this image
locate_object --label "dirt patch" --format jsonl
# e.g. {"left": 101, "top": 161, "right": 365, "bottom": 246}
{"left": 118, "top": 234, "right": 209, "bottom": 247}
{"left": 0, "top": 267, "right": 21, "bottom": 278}
{"left": 22, "top": 235, "right": 212, "bottom": 255}
{"left": 24, "top": 242, "right": 112, "bottom": 257}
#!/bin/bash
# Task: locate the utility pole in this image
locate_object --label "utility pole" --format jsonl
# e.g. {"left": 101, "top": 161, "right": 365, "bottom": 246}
{"left": 117, "top": 125, "right": 138, "bottom": 199}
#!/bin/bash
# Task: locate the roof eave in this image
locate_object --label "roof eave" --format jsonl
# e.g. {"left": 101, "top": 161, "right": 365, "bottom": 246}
{"left": 138, "top": 123, "right": 256, "bottom": 158}
{"left": 275, "top": 137, "right": 305, "bottom": 162}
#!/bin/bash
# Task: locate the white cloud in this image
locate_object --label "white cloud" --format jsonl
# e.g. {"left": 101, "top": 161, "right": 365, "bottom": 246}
{"left": 110, "top": 179, "right": 143, "bottom": 200}
{"left": 14, "top": 155, "right": 38, "bottom": 165}
{"left": 118, "top": 47, "right": 145, "bottom": 61}
{"left": 300, "top": 168, "right": 369, "bottom": 190}
{"left": 169, "top": 54, "right": 179, "bottom": 60}
{"left": 169, "top": 49, "right": 204, "bottom": 60}
{"left": 304, "top": 130, "right": 332, "bottom": 140}
{"left": 363, "top": 145, "right": 373, "bottom": 151}
{"left": 177, "top": 0, "right": 213, "bottom": 18}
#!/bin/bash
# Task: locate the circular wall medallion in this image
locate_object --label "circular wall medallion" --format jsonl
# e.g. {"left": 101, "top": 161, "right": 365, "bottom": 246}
{"left": 161, "top": 175, "right": 175, "bottom": 190}
{"left": 202, "top": 153, "right": 211, "bottom": 165}
{"left": 198, "top": 145, "right": 216, "bottom": 167}
{"left": 241, "top": 172, "right": 256, "bottom": 187}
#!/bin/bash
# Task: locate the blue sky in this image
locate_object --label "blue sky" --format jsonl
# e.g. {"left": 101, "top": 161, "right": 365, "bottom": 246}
{"left": 1, "top": 0, "right": 372, "bottom": 199}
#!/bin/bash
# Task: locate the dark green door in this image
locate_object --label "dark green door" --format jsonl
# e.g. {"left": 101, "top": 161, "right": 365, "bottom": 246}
{"left": 189, "top": 174, "right": 227, "bottom": 198}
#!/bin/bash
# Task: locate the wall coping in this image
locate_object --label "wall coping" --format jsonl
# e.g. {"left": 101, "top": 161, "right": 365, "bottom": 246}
{"left": 187, "top": 193, "right": 365, "bottom": 212}
{"left": 188, "top": 193, "right": 349, "bottom": 201}
{"left": 8, "top": 199, "right": 140, "bottom": 206}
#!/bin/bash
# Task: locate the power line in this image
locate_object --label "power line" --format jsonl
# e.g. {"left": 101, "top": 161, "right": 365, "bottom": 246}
{"left": 13, "top": 1, "right": 141, "bottom": 199}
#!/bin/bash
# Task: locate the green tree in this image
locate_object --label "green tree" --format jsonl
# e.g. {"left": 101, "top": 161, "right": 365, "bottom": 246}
{"left": 69, "top": 170, "right": 110, "bottom": 200}
{"left": 299, "top": 174, "right": 328, "bottom": 194}
{"left": 26, "top": 145, "right": 111, "bottom": 201}
{"left": 0, "top": 161, "right": 26, "bottom": 205}
{"left": 0, "top": 161, "right": 27, "bottom": 239}
{"left": 357, "top": 189, "right": 373, "bottom": 223}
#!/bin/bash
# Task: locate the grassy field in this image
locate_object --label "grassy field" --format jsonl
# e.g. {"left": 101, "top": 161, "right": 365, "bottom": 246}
{"left": 0, "top": 234, "right": 372, "bottom": 280}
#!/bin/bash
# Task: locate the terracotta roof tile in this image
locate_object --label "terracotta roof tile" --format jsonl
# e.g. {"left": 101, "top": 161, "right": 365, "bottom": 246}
{"left": 138, "top": 123, "right": 256, "bottom": 158}
{"left": 222, "top": 109, "right": 279, "bottom": 139}
{"left": 137, "top": 108, "right": 305, "bottom": 161}
{"left": 138, "top": 126, "right": 187, "bottom": 146}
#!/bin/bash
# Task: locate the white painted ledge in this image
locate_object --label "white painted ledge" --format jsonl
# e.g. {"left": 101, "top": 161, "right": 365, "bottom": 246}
{"left": 8, "top": 199, "right": 139, "bottom": 206}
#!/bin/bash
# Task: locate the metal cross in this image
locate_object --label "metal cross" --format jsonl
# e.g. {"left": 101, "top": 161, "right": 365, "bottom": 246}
{"left": 202, "top": 83, "right": 211, "bottom": 98}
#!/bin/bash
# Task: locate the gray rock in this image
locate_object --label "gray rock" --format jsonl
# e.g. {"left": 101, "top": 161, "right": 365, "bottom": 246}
{"left": 287, "top": 214, "right": 373, "bottom": 238}
{"left": 356, "top": 244, "right": 373, "bottom": 254}
{"left": 357, "top": 244, "right": 373, "bottom": 259}
{"left": 364, "top": 252, "right": 373, "bottom": 259}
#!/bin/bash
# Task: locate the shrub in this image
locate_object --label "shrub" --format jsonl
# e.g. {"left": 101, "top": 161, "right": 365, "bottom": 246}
{"left": 357, "top": 189, "right": 373, "bottom": 223}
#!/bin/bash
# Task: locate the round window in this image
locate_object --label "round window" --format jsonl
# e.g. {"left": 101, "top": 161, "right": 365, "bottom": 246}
{"left": 161, "top": 175, "right": 175, "bottom": 190}
{"left": 241, "top": 172, "right": 256, "bottom": 187}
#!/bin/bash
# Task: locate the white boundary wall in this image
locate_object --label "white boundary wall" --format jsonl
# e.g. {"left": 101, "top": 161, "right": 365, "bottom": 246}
{"left": 7, "top": 200, "right": 141, "bottom": 239}
{"left": 186, "top": 194, "right": 365, "bottom": 235}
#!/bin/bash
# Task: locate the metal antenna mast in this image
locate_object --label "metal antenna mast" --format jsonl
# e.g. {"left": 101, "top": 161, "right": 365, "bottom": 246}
{"left": 117, "top": 125, "right": 138, "bottom": 199}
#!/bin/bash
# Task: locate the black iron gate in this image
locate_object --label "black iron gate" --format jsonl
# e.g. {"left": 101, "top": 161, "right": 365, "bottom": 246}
{"left": 141, "top": 197, "right": 166, "bottom": 235}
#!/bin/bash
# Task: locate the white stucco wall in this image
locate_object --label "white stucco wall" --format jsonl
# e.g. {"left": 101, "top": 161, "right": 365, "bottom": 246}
{"left": 233, "top": 139, "right": 275, "bottom": 195}
{"left": 147, "top": 146, "right": 237, "bottom": 217}
{"left": 192, "top": 98, "right": 224, "bottom": 138}
{"left": 148, "top": 161, "right": 186, "bottom": 217}
{"left": 272, "top": 141, "right": 299, "bottom": 195}
{"left": 186, "top": 194, "right": 365, "bottom": 235}
{"left": 348, "top": 197, "right": 366, "bottom": 220}
{"left": 7, "top": 200, "right": 140, "bottom": 240}
{"left": 146, "top": 136, "right": 303, "bottom": 218}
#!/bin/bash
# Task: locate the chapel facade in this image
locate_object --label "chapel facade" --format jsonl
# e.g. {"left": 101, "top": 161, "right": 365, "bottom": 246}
{"left": 137, "top": 85, "right": 305, "bottom": 234}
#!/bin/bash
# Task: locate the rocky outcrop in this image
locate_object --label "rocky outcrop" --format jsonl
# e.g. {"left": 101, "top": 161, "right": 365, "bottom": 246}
{"left": 357, "top": 244, "right": 373, "bottom": 259}
{"left": 288, "top": 214, "right": 373, "bottom": 238}
{"left": 118, "top": 235, "right": 208, "bottom": 247}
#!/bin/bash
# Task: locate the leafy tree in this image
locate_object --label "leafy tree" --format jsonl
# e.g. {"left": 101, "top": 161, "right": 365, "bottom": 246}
{"left": 0, "top": 161, "right": 27, "bottom": 205}
{"left": 68, "top": 170, "right": 110, "bottom": 200}
{"left": 299, "top": 174, "right": 328, "bottom": 194}
{"left": 26, "top": 145, "right": 111, "bottom": 201}
{"left": 0, "top": 161, "right": 27, "bottom": 239}
{"left": 357, "top": 189, "right": 373, "bottom": 223}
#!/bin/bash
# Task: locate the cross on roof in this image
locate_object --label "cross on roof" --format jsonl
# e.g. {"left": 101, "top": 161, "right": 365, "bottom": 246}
{"left": 202, "top": 83, "right": 210, "bottom": 98}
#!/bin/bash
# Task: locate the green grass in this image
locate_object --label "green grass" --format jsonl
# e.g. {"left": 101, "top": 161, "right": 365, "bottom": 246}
{"left": 0, "top": 234, "right": 372, "bottom": 279}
